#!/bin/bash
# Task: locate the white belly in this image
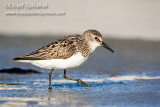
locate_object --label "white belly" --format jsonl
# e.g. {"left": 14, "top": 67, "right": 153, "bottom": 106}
{"left": 18, "top": 52, "right": 88, "bottom": 70}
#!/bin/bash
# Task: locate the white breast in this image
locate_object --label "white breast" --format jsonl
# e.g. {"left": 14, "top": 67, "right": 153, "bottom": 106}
{"left": 18, "top": 52, "right": 88, "bottom": 70}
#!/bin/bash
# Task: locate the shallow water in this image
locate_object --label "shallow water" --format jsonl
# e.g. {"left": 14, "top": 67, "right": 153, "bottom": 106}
{"left": 0, "top": 36, "right": 160, "bottom": 106}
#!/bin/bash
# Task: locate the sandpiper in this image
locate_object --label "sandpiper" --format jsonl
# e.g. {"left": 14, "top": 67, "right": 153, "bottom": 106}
{"left": 14, "top": 29, "right": 114, "bottom": 89}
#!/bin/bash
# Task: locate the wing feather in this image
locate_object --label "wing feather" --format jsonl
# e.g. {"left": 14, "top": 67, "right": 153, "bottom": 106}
{"left": 14, "top": 36, "right": 79, "bottom": 60}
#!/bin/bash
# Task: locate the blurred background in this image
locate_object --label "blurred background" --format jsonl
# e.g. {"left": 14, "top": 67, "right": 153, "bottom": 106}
{"left": 0, "top": 0, "right": 160, "bottom": 40}
{"left": 0, "top": 0, "right": 160, "bottom": 107}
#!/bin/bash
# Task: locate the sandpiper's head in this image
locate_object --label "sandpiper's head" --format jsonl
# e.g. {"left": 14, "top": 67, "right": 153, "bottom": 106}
{"left": 83, "top": 29, "right": 114, "bottom": 53}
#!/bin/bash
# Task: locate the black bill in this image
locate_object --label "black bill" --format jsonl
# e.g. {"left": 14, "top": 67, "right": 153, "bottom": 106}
{"left": 102, "top": 42, "right": 114, "bottom": 53}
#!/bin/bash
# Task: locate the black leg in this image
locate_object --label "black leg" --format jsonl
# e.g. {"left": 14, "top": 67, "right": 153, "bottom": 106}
{"left": 49, "top": 69, "right": 54, "bottom": 89}
{"left": 63, "top": 69, "right": 91, "bottom": 87}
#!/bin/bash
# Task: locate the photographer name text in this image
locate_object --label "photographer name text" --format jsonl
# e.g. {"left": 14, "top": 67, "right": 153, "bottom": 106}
{"left": 5, "top": 3, "right": 48, "bottom": 9}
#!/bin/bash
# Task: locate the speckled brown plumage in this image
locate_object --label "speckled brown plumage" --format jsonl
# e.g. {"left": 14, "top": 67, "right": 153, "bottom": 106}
{"left": 15, "top": 34, "right": 90, "bottom": 60}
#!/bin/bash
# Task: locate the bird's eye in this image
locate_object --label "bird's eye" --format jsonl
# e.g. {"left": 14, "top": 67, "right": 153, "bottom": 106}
{"left": 95, "top": 37, "right": 98, "bottom": 40}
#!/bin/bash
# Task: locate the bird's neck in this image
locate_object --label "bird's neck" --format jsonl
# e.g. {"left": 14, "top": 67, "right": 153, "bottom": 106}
{"left": 89, "top": 42, "right": 99, "bottom": 53}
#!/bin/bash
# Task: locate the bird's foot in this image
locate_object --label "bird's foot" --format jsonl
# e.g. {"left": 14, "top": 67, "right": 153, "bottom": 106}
{"left": 76, "top": 79, "right": 91, "bottom": 87}
{"left": 48, "top": 86, "right": 52, "bottom": 90}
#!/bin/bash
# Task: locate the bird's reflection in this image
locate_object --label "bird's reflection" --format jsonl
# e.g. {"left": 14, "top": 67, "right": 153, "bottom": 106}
{"left": 46, "top": 89, "right": 54, "bottom": 102}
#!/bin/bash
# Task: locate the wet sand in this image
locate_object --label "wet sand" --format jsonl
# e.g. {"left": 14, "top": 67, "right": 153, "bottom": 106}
{"left": 0, "top": 36, "right": 160, "bottom": 106}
